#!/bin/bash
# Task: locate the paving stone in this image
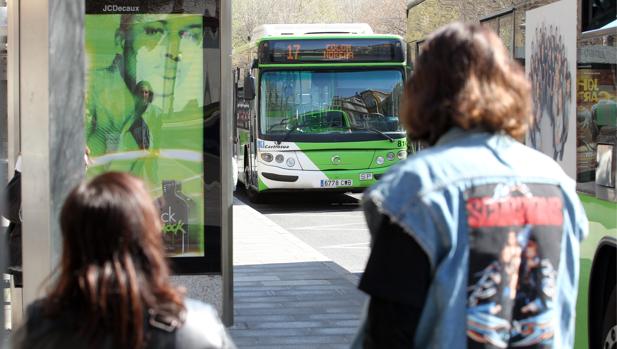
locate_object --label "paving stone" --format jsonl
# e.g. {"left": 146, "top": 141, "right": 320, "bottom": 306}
{"left": 286, "top": 300, "right": 363, "bottom": 308}
{"left": 235, "top": 307, "right": 333, "bottom": 316}
{"left": 311, "top": 327, "right": 359, "bottom": 335}
{"left": 325, "top": 307, "right": 366, "bottom": 314}
{"left": 235, "top": 302, "right": 284, "bottom": 309}
{"left": 307, "top": 313, "right": 360, "bottom": 320}
{"left": 332, "top": 319, "right": 361, "bottom": 327}
{"left": 250, "top": 335, "right": 350, "bottom": 345}
{"left": 261, "top": 280, "right": 332, "bottom": 287}
{"left": 233, "top": 345, "right": 322, "bottom": 349}
{"left": 235, "top": 296, "right": 298, "bottom": 303}
{"left": 234, "top": 286, "right": 292, "bottom": 292}
{"left": 229, "top": 328, "right": 309, "bottom": 337}
{"left": 230, "top": 321, "right": 249, "bottom": 330}
{"left": 234, "top": 275, "right": 281, "bottom": 282}
{"left": 234, "top": 315, "right": 296, "bottom": 323}
{"left": 233, "top": 291, "right": 271, "bottom": 297}
{"left": 252, "top": 321, "right": 324, "bottom": 329}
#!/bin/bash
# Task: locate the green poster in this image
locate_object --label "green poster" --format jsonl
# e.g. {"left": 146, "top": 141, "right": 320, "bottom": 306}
{"left": 85, "top": 14, "right": 205, "bottom": 257}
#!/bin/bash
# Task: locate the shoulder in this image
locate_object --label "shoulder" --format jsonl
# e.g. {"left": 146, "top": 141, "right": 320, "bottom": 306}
{"left": 13, "top": 300, "right": 84, "bottom": 349}
{"left": 183, "top": 298, "right": 221, "bottom": 323}
{"left": 175, "top": 299, "right": 236, "bottom": 349}
{"left": 23, "top": 299, "right": 50, "bottom": 326}
{"left": 506, "top": 139, "right": 575, "bottom": 187}
{"left": 365, "top": 144, "right": 447, "bottom": 215}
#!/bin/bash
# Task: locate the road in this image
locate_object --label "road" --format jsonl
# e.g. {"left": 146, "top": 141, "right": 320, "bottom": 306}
{"left": 234, "top": 188, "right": 371, "bottom": 277}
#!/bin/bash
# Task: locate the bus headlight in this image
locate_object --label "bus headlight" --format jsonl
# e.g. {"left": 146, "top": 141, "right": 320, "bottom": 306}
{"left": 286, "top": 158, "right": 295, "bottom": 167}
{"left": 386, "top": 152, "right": 395, "bottom": 161}
{"left": 397, "top": 150, "right": 407, "bottom": 160}
{"left": 376, "top": 156, "right": 385, "bottom": 165}
{"left": 275, "top": 154, "right": 284, "bottom": 163}
{"left": 261, "top": 153, "right": 273, "bottom": 162}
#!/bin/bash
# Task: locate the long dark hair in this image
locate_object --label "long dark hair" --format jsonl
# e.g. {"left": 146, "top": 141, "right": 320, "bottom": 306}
{"left": 46, "top": 172, "right": 184, "bottom": 348}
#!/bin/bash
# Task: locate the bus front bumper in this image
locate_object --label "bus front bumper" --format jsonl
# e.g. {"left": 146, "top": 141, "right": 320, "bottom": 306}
{"left": 257, "top": 164, "right": 391, "bottom": 191}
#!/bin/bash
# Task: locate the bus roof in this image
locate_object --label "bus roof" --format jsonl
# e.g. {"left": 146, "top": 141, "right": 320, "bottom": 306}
{"left": 251, "top": 23, "right": 373, "bottom": 42}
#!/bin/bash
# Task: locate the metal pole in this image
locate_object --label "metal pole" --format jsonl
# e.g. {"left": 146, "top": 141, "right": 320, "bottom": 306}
{"left": 7, "top": 0, "right": 19, "bottom": 175}
{"left": 0, "top": 1, "right": 7, "bottom": 338}
{"left": 0, "top": 106, "right": 5, "bottom": 349}
{"left": 221, "top": 0, "right": 234, "bottom": 327}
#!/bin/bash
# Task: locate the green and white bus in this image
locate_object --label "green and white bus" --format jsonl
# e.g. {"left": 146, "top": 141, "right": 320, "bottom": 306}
{"left": 233, "top": 24, "right": 407, "bottom": 201}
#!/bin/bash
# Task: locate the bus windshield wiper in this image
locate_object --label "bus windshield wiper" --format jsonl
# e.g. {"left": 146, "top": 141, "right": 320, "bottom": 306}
{"left": 349, "top": 125, "right": 394, "bottom": 142}
{"left": 267, "top": 118, "right": 289, "bottom": 132}
{"left": 280, "top": 126, "right": 304, "bottom": 143}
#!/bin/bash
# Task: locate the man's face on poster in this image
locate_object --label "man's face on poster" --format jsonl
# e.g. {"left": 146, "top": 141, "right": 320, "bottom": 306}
{"left": 121, "top": 14, "right": 203, "bottom": 113}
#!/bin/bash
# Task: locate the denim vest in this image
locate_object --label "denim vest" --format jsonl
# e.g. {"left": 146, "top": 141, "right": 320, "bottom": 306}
{"left": 364, "top": 128, "right": 588, "bottom": 349}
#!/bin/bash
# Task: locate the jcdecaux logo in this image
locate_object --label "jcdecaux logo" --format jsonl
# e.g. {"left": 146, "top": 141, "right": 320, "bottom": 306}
{"left": 102, "top": 4, "right": 140, "bottom": 12}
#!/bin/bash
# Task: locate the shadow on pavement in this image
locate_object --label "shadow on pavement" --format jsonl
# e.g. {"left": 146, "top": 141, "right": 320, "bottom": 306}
{"left": 229, "top": 261, "right": 366, "bottom": 349}
{"left": 234, "top": 186, "right": 362, "bottom": 215}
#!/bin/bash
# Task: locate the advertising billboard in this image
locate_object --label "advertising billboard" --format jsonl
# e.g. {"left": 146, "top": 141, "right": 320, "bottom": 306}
{"left": 525, "top": 0, "right": 577, "bottom": 179}
{"left": 576, "top": 64, "right": 617, "bottom": 183}
{"left": 85, "top": 0, "right": 221, "bottom": 272}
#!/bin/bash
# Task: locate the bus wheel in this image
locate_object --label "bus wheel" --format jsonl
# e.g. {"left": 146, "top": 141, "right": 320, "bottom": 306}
{"left": 247, "top": 186, "right": 262, "bottom": 203}
{"left": 244, "top": 164, "right": 251, "bottom": 191}
{"left": 602, "top": 287, "right": 616, "bottom": 349}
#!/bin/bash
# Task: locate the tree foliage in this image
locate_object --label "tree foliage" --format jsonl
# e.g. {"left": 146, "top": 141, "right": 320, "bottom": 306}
{"left": 232, "top": 0, "right": 407, "bottom": 65}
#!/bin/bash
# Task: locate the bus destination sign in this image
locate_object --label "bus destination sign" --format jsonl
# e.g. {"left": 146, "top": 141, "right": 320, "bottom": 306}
{"left": 324, "top": 44, "right": 354, "bottom": 60}
{"left": 259, "top": 38, "right": 404, "bottom": 64}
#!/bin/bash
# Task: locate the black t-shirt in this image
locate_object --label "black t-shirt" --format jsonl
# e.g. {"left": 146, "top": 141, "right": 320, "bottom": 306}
{"left": 3, "top": 170, "right": 22, "bottom": 286}
{"left": 358, "top": 210, "right": 431, "bottom": 348}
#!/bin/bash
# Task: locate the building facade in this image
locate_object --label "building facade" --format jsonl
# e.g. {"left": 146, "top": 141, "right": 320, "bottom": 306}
{"left": 406, "top": 0, "right": 567, "bottom": 63}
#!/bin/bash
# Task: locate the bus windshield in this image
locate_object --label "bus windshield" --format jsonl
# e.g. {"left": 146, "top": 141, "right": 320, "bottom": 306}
{"left": 260, "top": 69, "right": 404, "bottom": 139}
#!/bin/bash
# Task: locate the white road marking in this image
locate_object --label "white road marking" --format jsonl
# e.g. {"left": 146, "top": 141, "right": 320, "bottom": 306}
{"left": 289, "top": 222, "right": 366, "bottom": 230}
{"left": 320, "top": 242, "right": 370, "bottom": 249}
{"left": 266, "top": 213, "right": 362, "bottom": 217}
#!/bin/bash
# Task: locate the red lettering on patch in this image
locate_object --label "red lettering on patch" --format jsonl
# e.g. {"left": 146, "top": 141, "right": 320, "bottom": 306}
{"left": 466, "top": 196, "right": 563, "bottom": 228}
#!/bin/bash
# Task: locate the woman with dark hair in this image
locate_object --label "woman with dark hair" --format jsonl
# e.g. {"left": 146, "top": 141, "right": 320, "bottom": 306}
{"left": 353, "top": 23, "right": 587, "bottom": 348}
{"left": 13, "top": 172, "right": 235, "bottom": 349}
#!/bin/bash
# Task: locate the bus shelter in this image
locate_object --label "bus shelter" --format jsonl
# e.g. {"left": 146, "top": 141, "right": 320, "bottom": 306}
{"left": 1, "top": 0, "right": 234, "bottom": 328}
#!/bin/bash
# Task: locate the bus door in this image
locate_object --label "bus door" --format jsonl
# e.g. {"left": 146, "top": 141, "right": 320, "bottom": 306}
{"left": 233, "top": 68, "right": 239, "bottom": 160}
{"left": 243, "top": 70, "right": 258, "bottom": 186}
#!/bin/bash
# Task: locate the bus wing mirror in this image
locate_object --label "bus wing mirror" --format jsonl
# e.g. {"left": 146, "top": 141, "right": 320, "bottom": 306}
{"left": 251, "top": 58, "right": 258, "bottom": 70}
{"left": 244, "top": 74, "right": 256, "bottom": 100}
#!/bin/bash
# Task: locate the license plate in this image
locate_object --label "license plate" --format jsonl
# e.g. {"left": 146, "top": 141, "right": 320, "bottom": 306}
{"left": 320, "top": 179, "right": 352, "bottom": 188}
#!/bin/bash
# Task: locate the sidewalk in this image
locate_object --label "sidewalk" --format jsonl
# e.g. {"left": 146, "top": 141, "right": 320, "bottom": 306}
{"left": 230, "top": 197, "right": 366, "bottom": 349}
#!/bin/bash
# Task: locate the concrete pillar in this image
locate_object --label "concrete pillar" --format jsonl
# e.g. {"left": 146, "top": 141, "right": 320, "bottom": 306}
{"left": 20, "top": 0, "right": 84, "bottom": 306}
{"left": 220, "top": 0, "right": 234, "bottom": 326}
{"left": 0, "top": 113, "right": 4, "bottom": 349}
{"left": 7, "top": 0, "right": 19, "bottom": 175}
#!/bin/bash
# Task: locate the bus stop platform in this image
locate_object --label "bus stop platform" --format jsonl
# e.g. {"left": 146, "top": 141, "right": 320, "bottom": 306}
{"left": 230, "top": 198, "right": 366, "bottom": 349}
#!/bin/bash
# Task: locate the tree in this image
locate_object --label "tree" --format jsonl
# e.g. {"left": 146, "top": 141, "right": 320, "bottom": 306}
{"left": 355, "top": 0, "right": 407, "bottom": 36}
{"left": 232, "top": 0, "right": 408, "bottom": 65}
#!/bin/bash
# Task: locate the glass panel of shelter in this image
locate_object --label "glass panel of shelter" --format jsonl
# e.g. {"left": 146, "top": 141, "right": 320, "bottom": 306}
{"left": 576, "top": 33, "right": 617, "bottom": 201}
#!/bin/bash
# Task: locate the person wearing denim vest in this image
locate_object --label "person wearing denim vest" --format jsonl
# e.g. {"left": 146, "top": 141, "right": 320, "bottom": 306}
{"left": 352, "top": 23, "right": 588, "bottom": 349}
